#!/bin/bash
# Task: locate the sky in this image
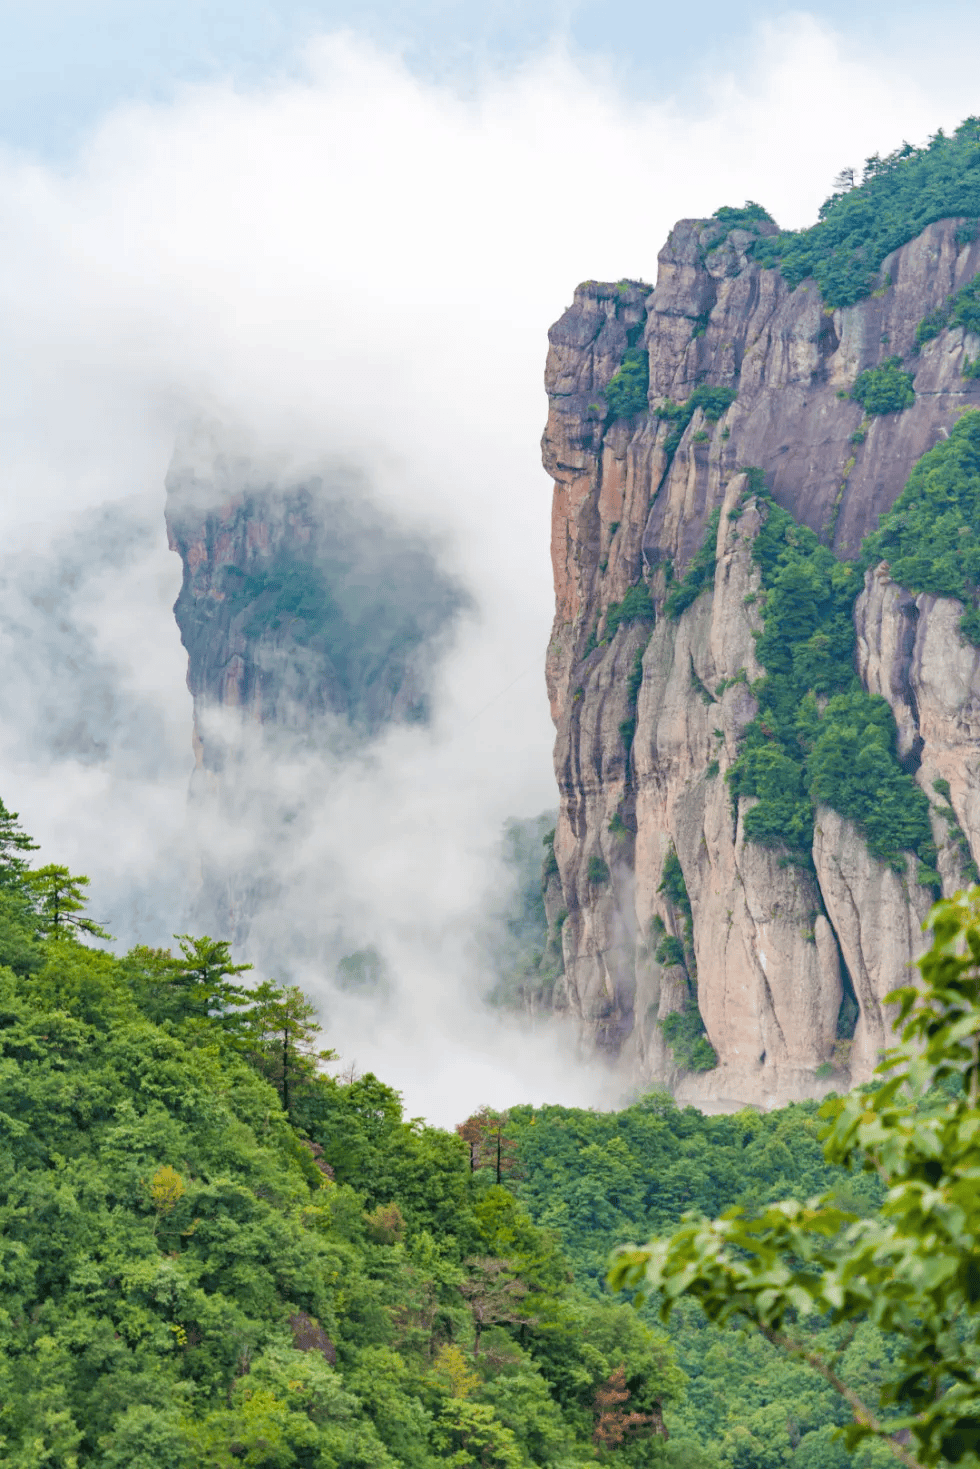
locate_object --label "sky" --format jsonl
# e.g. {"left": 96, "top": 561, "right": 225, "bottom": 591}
{"left": 4, "top": 1, "right": 980, "bottom": 161}
{"left": 1, "top": 2, "right": 979, "bottom": 1122}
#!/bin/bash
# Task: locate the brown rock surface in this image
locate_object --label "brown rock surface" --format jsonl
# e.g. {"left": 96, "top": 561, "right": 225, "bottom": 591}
{"left": 541, "top": 215, "right": 980, "bottom": 1107}
{"left": 812, "top": 809, "right": 934, "bottom": 1081}
{"left": 856, "top": 564, "right": 980, "bottom": 892}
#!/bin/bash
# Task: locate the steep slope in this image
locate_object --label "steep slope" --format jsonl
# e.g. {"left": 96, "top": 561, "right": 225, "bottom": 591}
{"left": 541, "top": 183, "right": 980, "bottom": 1106}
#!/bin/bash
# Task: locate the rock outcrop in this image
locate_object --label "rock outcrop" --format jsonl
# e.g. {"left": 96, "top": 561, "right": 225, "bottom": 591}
{"left": 166, "top": 428, "right": 466, "bottom": 767}
{"left": 164, "top": 425, "right": 466, "bottom": 938}
{"left": 541, "top": 216, "right": 980, "bottom": 1106}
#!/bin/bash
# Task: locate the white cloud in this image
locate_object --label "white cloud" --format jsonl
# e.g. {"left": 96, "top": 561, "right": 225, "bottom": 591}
{"left": 0, "top": 14, "right": 976, "bottom": 1122}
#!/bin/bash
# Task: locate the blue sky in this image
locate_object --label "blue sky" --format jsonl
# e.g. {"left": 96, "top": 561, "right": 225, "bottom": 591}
{"left": 4, "top": 0, "right": 979, "bottom": 160}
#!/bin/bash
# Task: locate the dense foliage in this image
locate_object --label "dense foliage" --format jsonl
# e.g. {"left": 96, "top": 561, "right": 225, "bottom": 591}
{"left": 3, "top": 796, "right": 964, "bottom": 1469}
{"left": 506, "top": 1095, "right": 891, "bottom": 1467}
{"left": 605, "top": 348, "right": 650, "bottom": 420}
{"left": 0, "top": 806, "right": 688, "bottom": 1468}
{"left": 850, "top": 358, "right": 916, "bottom": 416}
{"left": 611, "top": 889, "right": 980, "bottom": 1469}
{"left": 727, "top": 491, "right": 935, "bottom": 875}
{"left": 752, "top": 118, "right": 980, "bottom": 306}
{"left": 862, "top": 409, "right": 980, "bottom": 644}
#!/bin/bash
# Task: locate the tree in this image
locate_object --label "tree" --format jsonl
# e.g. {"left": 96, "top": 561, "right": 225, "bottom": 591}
{"left": 0, "top": 799, "right": 38, "bottom": 889}
{"left": 459, "top": 1256, "right": 531, "bottom": 1357}
{"left": 171, "top": 933, "right": 252, "bottom": 1026}
{"left": 25, "top": 863, "right": 111, "bottom": 939}
{"left": 429, "top": 1343, "right": 480, "bottom": 1399}
{"left": 593, "top": 1363, "right": 666, "bottom": 1448}
{"left": 610, "top": 889, "right": 980, "bottom": 1469}
{"left": 241, "top": 980, "right": 334, "bottom": 1119}
{"left": 456, "top": 1107, "right": 521, "bottom": 1183}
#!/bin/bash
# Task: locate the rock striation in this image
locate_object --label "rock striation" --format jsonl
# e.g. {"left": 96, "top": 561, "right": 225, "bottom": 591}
{"left": 541, "top": 216, "right": 980, "bottom": 1107}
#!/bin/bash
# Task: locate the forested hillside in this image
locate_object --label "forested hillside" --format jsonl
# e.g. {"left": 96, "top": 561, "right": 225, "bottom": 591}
{"left": 0, "top": 798, "right": 963, "bottom": 1467}
{"left": 497, "top": 1099, "right": 894, "bottom": 1468}
{"left": 0, "top": 802, "right": 683, "bottom": 1467}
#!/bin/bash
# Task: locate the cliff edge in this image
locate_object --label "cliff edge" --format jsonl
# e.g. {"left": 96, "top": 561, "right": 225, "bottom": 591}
{"left": 540, "top": 196, "right": 980, "bottom": 1108}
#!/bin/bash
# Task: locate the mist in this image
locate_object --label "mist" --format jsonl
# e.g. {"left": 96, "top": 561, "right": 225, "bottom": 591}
{"left": 1, "top": 16, "right": 978, "bottom": 1123}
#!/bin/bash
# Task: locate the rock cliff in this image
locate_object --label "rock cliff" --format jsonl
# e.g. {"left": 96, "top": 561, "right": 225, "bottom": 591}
{"left": 165, "top": 426, "right": 466, "bottom": 938}
{"left": 541, "top": 214, "right": 980, "bottom": 1107}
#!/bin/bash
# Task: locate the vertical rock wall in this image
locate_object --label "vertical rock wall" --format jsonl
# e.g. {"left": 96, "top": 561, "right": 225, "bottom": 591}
{"left": 542, "top": 217, "right": 980, "bottom": 1106}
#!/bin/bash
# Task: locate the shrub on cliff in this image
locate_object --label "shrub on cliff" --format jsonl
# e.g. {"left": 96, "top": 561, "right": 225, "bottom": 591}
{"left": 605, "top": 582, "right": 654, "bottom": 638}
{"left": 604, "top": 346, "right": 649, "bottom": 418}
{"left": 914, "top": 268, "right": 980, "bottom": 349}
{"left": 850, "top": 355, "right": 915, "bottom": 415}
{"left": 664, "top": 508, "right": 722, "bottom": 619}
{"left": 660, "top": 1007, "right": 718, "bottom": 1072}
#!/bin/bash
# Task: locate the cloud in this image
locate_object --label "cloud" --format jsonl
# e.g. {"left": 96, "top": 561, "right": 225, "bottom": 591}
{"left": 0, "top": 14, "right": 977, "bottom": 1121}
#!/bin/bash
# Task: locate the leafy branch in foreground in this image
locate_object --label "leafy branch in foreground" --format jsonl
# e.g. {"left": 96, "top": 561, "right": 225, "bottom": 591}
{"left": 610, "top": 888, "right": 980, "bottom": 1469}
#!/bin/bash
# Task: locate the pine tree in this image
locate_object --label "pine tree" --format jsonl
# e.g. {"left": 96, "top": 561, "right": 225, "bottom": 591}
{"left": 171, "top": 934, "right": 252, "bottom": 1024}
{"left": 242, "top": 981, "right": 334, "bottom": 1119}
{"left": 0, "top": 799, "right": 38, "bottom": 889}
{"left": 26, "top": 864, "right": 111, "bottom": 940}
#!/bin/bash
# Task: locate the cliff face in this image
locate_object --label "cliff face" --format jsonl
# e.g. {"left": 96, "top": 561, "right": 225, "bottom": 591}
{"left": 542, "top": 216, "right": 980, "bottom": 1107}
{"left": 166, "top": 435, "right": 466, "bottom": 764}
{"left": 164, "top": 428, "right": 466, "bottom": 938}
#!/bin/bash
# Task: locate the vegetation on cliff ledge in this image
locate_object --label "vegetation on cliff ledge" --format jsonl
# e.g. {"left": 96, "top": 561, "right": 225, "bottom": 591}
{"left": 728, "top": 487, "right": 936, "bottom": 878}
{"left": 664, "top": 508, "right": 722, "bottom": 620}
{"left": 654, "top": 850, "right": 717, "bottom": 1073}
{"left": 850, "top": 357, "right": 916, "bottom": 416}
{"left": 753, "top": 116, "right": 980, "bottom": 306}
{"left": 604, "top": 346, "right": 649, "bottom": 419}
{"left": 862, "top": 408, "right": 980, "bottom": 643}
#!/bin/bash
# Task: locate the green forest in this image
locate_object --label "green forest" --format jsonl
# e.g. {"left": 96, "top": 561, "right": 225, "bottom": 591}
{"left": 0, "top": 801, "right": 709, "bottom": 1468}
{"left": 4, "top": 794, "right": 976, "bottom": 1467}
{"left": 9, "top": 135, "right": 980, "bottom": 1456}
